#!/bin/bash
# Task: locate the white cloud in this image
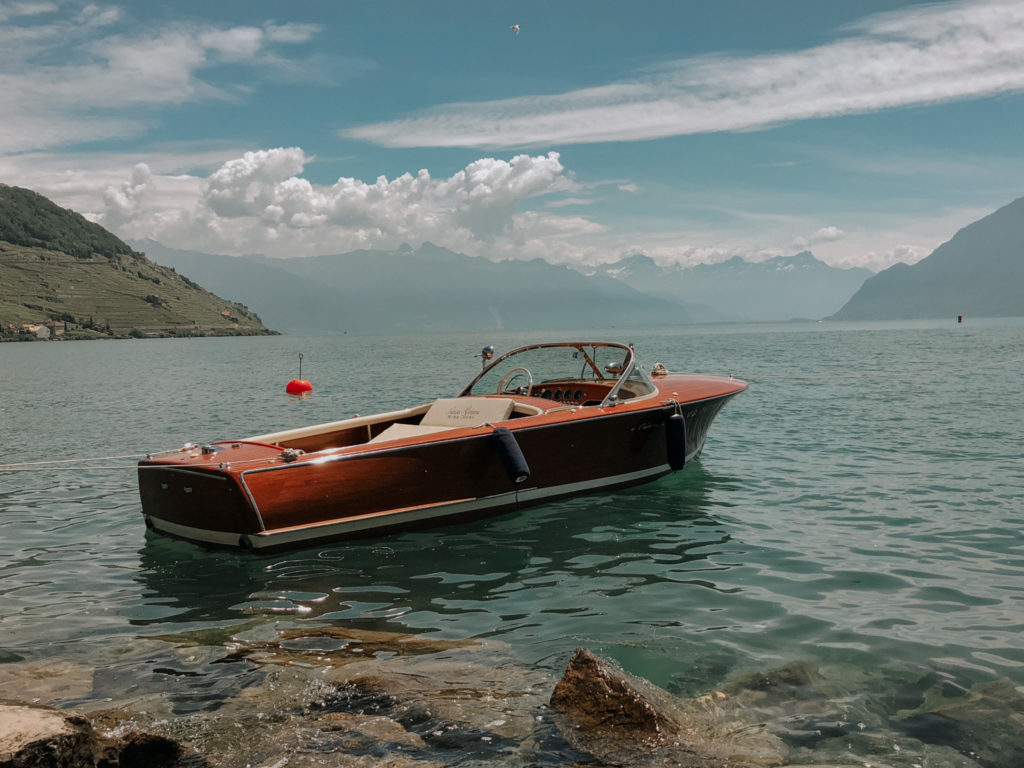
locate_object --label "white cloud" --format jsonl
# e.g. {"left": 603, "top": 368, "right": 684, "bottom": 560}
{"left": 546, "top": 197, "right": 597, "bottom": 208}
{"left": 344, "top": 0, "right": 1024, "bottom": 148}
{"left": 78, "top": 3, "right": 120, "bottom": 27}
{"left": 199, "top": 27, "right": 264, "bottom": 62}
{"left": 793, "top": 225, "right": 845, "bottom": 250}
{"left": 101, "top": 161, "right": 154, "bottom": 229}
{"left": 202, "top": 147, "right": 310, "bottom": 218}
{"left": 813, "top": 226, "right": 844, "bottom": 242}
{"left": 0, "top": 146, "right": 980, "bottom": 272}
{"left": 263, "top": 22, "right": 320, "bottom": 44}
{"left": 0, "top": 1, "right": 58, "bottom": 22}
{"left": 0, "top": 12, "right": 322, "bottom": 153}
{"left": 51, "top": 148, "right": 580, "bottom": 260}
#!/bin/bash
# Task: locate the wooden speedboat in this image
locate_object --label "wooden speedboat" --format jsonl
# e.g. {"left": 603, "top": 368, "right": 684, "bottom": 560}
{"left": 138, "top": 342, "right": 746, "bottom": 551}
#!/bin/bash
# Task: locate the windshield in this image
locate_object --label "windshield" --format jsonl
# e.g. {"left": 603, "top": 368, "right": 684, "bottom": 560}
{"left": 461, "top": 342, "right": 652, "bottom": 404}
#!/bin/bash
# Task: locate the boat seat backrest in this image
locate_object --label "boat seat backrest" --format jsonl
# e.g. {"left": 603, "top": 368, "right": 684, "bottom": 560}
{"left": 368, "top": 398, "right": 516, "bottom": 445}
{"left": 420, "top": 397, "right": 515, "bottom": 427}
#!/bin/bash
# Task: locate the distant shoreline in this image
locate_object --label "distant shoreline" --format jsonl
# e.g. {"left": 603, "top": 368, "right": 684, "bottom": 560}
{"left": 1, "top": 327, "right": 279, "bottom": 342}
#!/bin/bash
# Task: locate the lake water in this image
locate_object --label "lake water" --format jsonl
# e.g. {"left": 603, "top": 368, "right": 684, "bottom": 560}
{"left": 1, "top": 320, "right": 1022, "bottom": 766}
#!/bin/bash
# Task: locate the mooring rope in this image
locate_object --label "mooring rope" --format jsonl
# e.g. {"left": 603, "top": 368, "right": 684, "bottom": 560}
{"left": 0, "top": 465, "right": 143, "bottom": 472}
{"left": 0, "top": 453, "right": 157, "bottom": 468}
{"left": 0, "top": 446, "right": 189, "bottom": 472}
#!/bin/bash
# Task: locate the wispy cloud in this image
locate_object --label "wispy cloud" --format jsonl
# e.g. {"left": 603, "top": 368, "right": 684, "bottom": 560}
{"left": 0, "top": 1, "right": 59, "bottom": 23}
{"left": 344, "top": 0, "right": 1024, "bottom": 148}
{"left": 0, "top": 6, "right": 323, "bottom": 153}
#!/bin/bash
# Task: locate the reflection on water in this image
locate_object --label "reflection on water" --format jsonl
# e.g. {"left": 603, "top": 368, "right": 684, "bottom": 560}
{"left": 133, "top": 465, "right": 722, "bottom": 645}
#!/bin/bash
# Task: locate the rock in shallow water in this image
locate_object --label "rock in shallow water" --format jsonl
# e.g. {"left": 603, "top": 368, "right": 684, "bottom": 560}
{"left": 549, "top": 647, "right": 791, "bottom": 767}
{"left": 0, "top": 701, "right": 188, "bottom": 768}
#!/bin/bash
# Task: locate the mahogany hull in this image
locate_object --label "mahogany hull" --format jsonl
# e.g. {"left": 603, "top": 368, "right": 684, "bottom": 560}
{"left": 138, "top": 388, "right": 738, "bottom": 551}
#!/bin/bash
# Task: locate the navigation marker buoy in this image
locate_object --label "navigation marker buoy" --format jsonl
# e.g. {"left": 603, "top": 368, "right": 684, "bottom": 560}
{"left": 286, "top": 353, "right": 313, "bottom": 395}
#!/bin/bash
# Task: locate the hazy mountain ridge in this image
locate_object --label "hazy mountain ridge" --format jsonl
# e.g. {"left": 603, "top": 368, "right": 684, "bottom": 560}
{"left": 591, "top": 251, "right": 873, "bottom": 321}
{"left": 0, "top": 185, "right": 273, "bottom": 339}
{"left": 832, "top": 197, "right": 1024, "bottom": 320}
{"left": 134, "top": 240, "right": 694, "bottom": 333}
{"left": 9, "top": 181, "right": 1020, "bottom": 336}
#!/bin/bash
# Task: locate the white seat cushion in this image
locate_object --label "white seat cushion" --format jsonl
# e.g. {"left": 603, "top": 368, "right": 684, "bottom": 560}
{"left": 420, "top": 397, "right": 515, "bottom": 427}
{"left": 369, "top": 397, "right": 515, "bottom": 444}
{"left": 369, "top": 422, "right": 454, "bottom": 443}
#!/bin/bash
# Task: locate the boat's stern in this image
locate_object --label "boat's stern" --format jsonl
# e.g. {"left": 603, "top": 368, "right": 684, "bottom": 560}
{"left": 138, "top": 442, "right": 274, "bottom": 548}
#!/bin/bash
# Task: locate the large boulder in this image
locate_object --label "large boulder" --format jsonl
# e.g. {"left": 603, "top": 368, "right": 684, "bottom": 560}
{"left": 0, "top": 703, "right": 98, "bottom": 768}
{"left": 549, "top": 648, "right": 790, "bottom": 767}
{"left": 0, "top": 702, "right": 186, "bottom": 768}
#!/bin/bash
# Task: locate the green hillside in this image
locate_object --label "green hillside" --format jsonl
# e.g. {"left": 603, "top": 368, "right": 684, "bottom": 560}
{"left": 0, "top": 185, "right": 274, "bottom": 340}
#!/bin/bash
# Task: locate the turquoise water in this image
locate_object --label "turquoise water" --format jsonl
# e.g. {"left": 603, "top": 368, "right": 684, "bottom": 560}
{"left": 1, "top": 321, "right": 1022, "bottom": 763}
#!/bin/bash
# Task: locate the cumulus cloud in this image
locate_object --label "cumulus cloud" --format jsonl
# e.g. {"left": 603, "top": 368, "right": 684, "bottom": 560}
{"left": 79, "top": 148, "right": 579, "bottom": 260}
{"left": 849, "top": 244, "right": 932, "bottom": 272}
{"left": 813, "top": 226, "right": 844, "bottom": 242}
{"left": 190, "top": 148, "right": 571, "bottom": 243}
{"left": 792, "top": 225, "right": 846, "bottom": 249}
{"left": 345, "top": 0, "right": 1024, "bottom": 148}
{"left": 0, "top": 145, "right": 962, "bottom": 272}
{"left": 101, "top": 162, "right": 154, "bottom": 229}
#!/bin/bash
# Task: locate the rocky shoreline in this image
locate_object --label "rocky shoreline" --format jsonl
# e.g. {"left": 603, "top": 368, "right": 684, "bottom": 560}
{"left": 2, "top": 626, "right": 1021, "bottom": 767}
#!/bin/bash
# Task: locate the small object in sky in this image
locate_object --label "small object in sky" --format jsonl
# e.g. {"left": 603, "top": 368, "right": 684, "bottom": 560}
{"left": 511, "top": 24, "right": 520, "bottom": 36}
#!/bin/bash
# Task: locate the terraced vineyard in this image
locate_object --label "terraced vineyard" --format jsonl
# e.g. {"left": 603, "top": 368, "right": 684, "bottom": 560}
{"left": 0, "top": 184, "right": 274, "bottom": 340}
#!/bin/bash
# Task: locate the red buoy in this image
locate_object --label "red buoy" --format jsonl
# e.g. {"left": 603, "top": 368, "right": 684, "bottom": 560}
{"left": 286, "top": 379, "right": 313, "bottom": 395}
{"left": 286, "top": 353, "right": 313, "bottom": 395}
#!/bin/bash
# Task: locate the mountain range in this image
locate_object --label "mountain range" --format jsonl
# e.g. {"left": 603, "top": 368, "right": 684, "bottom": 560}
{"left": 4, "top": 183, "right": 1020, "bottom": 337}
{"left": 832, "top": 196, "right": 1024, "bottom": 320}
{"left": 589, "top": 251, "right": 873, "bottom": 322}
{"left": 134, "top": 241, "right": 877, "bottom": 333}
{"left": 132, "top": 240, "right": 693, "bottom": 333}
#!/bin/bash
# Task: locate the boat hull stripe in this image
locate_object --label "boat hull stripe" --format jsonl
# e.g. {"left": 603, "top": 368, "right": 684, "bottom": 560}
{"left": 150, "top": 463, "right": 671, "bottom": 550}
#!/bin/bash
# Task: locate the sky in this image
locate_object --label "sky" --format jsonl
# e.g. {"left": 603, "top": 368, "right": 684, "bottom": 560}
{"left": 1, "top": 0, "right": 1023, "bottom": 272}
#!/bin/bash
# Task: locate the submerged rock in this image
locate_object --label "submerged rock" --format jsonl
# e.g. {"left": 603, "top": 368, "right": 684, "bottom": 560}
{"left": 220, "top": 625, "right": 479, "bottom": 668}
{"left": 0, "top": 659, "right": 94, "bottom": 704}
{"left": 899, "top": 677, "right": 1024, "bottom": 766}
{"left": 324, "top": 647, "right": 555, "bottom": 743}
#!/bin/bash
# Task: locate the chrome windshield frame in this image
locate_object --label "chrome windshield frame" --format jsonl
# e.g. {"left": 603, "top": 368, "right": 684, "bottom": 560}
{"left": 602, "top": 345, "right": 641, "bottom": 406}
{"left": 459, "top": 341, "right": 638, "bottom": 407}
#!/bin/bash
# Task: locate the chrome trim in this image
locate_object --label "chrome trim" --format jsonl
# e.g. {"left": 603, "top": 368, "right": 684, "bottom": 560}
{"left": 601, "top": 347, "right": 639, "bottom": 407}
{"left": 146, "top": 517, "right": 251, "bottom": 548}
{"left": 460, "top": 341, "right": 633, "bottom": 397}
{"left": 237, "top": 476, "right": 267, "bottom": 532}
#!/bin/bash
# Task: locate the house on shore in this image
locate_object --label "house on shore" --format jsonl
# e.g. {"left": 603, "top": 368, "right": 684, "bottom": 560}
{"left": 18, "top": 321, "right": 65, "bottom": 339}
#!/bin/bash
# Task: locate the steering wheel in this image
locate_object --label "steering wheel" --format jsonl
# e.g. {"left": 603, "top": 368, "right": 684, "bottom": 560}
{"left": 497, "top": 367, "right": 533, "bottom": 395}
